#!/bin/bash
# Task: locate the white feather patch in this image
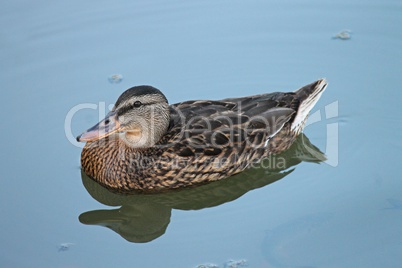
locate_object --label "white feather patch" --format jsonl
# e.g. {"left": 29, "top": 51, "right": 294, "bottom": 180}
{"left": 291, "top": 79, "right": 327, "bottom": 133}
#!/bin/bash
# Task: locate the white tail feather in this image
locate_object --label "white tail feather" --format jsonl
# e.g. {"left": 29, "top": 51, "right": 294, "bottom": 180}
{"left": 291, "top": 79, "right": 328, "bottom": 133}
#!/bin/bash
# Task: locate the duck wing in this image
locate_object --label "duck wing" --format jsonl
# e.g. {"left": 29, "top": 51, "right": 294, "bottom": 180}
{"left": 161, "top": 96, "right": 295, "bottom": 157}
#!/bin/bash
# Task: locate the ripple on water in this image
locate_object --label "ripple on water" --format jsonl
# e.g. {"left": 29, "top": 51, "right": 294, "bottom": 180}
{"left": 261, "top": 212, "right": 333, "bottom": 267}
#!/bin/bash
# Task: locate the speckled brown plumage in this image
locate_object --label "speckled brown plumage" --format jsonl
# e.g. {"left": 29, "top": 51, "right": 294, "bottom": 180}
{"left": 80, "top": 79, "right": 327, "bottom": 193}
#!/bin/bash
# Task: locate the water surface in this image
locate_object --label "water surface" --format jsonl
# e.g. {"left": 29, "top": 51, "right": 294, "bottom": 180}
{"left": 1, "top": 0, "right": 401, "bottom": 267}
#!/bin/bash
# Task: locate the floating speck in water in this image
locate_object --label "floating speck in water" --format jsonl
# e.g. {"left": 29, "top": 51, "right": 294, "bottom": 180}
{"left": 108, "top": 74, "right": 123, "bottom": 84}
{"left": 332, "top": 30, "right": 352, "bottom": 40}
{"left": 195, "top": 259, "right": 246, "bottom": 268}
{"left": 58, "top": 243, "right": 74, "bottom": 252}
{"left": 224, "top": 259, "right": 248, "bottom": 268}
{"left": 196, "top": 264, "right": 219, "bottom": 268}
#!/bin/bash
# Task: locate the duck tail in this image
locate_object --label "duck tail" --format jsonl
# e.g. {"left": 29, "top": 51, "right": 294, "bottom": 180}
{"left": 291, "top": 78, "right": 328, "bottom": 133}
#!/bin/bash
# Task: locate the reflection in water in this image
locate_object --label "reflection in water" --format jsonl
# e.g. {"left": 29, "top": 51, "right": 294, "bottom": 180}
{"left": 79, "top": 134, "right": 325, "bottom": 243}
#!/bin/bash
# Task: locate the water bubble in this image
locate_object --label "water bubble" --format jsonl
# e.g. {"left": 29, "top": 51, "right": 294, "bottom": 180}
{"left": 196, "top": 264, "right": 219, "bottom": 268}
{"left": 224, "top": 259, "right": 248, "bottom": 268}
{"left": 108, "top": 74, "right": 123, "bottom": 84}
{"left": 58, "top": 243, "right": 74, "bottom": 252}
{"left": 332, "top": 30, "right": 352, "bottom": 40}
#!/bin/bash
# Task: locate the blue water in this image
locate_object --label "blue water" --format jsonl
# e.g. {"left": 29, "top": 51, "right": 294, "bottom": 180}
{"left": 1, "top": 0, "right": 402, "bottom": 267}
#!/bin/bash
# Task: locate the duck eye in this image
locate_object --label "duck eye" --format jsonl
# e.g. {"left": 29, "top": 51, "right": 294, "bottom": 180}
{"left": 133, "top": 101, "right": 142, "bottom": 108}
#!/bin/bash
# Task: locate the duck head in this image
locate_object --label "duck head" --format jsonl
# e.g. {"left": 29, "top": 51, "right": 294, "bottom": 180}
{"left": 77, "top": 86, "right": 170, "bottom": 148}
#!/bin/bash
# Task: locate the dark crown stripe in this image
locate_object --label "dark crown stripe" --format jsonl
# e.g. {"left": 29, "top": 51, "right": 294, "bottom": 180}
{"left": 115, "top": 85, "right": 168, "bottom": 107}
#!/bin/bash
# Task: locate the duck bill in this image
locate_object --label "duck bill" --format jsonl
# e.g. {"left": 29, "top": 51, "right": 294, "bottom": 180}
{"left": 77, "top": 111, "right": 123, "bottom": 142}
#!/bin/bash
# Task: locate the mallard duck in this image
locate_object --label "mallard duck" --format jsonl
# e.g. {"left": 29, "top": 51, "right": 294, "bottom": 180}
{"left": 77, "top": 79, "right": 327, "bottom": 193}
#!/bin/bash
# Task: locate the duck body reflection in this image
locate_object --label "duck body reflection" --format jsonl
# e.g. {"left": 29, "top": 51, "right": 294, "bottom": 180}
{"left": 79, "top": 134, "right": 326, "bottom": 243}
{"left": 77, "top": 79, "right": 327, "bottom": 193}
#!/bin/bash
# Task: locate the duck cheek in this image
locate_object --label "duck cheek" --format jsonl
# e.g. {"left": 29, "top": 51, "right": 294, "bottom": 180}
{"left": 124, "top": 131, "right": 143, "bottom": 144}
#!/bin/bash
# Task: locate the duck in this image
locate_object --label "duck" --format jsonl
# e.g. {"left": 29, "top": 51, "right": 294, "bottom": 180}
{"left": 77, "top": 79, "right": 327, "bottom": 193}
